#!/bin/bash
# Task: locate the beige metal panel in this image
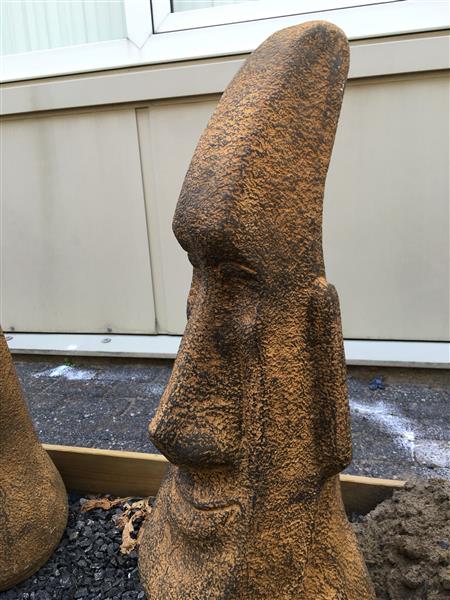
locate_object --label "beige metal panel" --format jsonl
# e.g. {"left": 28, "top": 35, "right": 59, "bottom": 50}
{"left": 324, "top": 73, "right": 450, "bottom": 341}
{"left": 139, "top": 99, "right": 218, "bottom": 333}
{"left": 1, "top": 108, "right": 156, "bottom": 333}
{"left": 140, "top": 74, "right": 449, "bottom": 340}
{"left": 2, "top": 73, "right": 448, "bottom": 341}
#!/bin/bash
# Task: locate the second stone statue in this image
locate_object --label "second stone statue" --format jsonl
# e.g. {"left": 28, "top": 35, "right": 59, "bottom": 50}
{"left": 0, "top": 329, "right": 68, "bottom": 591}
{"left": 139, "top": 20, "right": 376, "bottom": 600}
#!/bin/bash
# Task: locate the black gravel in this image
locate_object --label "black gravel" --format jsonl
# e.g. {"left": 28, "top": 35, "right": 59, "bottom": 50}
{"left": 0, "top": 493, "right": 145, "bottom": 600}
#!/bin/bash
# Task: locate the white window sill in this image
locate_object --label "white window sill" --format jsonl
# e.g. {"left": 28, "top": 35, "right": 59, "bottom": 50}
{"left": 1, "top": 1, "right": 448, "bottom": 83}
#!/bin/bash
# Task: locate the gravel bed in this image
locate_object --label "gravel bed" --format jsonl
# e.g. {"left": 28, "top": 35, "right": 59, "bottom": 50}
{"left": 2, "top": 481, "right": 449, "bottom": 599}
{"left": 0, "top": 493, "right": 145, "bottom": 600}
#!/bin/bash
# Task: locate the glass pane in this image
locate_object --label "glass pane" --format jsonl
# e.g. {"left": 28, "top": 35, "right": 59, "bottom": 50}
{"left": 172, "top": 0, "right": 261, "bottom": 13}
{"left": 1, "top": 0, "right": 127, "bottom": 55}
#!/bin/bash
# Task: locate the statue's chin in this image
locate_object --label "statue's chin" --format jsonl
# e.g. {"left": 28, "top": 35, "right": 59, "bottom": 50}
{"left": 139, "top": 485, "right": 242, "bottom": 600}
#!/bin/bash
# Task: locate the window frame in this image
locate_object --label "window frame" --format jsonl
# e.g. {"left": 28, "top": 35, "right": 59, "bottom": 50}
{"left": 155, "top": 0, "right": 401, "bottom": 33}
{"left": 124, "top": 0, "right": 153, "bottom": 47}
{"left": 1, "top": 0, "right": 449, "bottom": 83}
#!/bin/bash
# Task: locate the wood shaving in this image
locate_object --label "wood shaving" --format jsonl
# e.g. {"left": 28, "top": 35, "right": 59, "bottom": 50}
{"left": 82, "top": 496, "right": 153, "bottom": 555}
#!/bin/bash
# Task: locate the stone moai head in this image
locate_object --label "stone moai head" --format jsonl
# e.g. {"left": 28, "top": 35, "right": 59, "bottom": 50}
{"left": 0, "top": 330, "right": 67, "bottom": 591}
{"left": 139, "top": 21, "right": 375, "bottom": 600}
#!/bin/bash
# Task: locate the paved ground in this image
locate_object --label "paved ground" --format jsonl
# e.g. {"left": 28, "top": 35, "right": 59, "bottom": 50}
{"left": 13, "top": 355, "right": 450, "bottom": 481}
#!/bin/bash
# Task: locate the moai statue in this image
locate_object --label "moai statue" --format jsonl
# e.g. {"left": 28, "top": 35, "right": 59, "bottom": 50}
{"left": 139, "top": 21, "right": 376, "bottom": 600}
{"left": 0, "top": 329, "right": 67, "bottom": 590}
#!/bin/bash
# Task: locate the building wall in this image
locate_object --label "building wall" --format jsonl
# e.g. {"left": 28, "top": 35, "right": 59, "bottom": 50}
{"left": 1, "top": 37, "right": 449, "bottom": 340}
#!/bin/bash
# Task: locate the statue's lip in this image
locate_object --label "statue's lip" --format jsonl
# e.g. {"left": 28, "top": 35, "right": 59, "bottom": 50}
{"left": 167, "top": 476, "right": 242, "bottom": 539}
{"left": 182, "top": 496, "right": 238, "bottom": 513}
{"left": 176, "top": 481, "right": 238, "bottom": 513}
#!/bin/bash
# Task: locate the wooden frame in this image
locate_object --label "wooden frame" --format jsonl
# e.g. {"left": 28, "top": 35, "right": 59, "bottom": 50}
{"left": 44, "top": 444, "right": 405, "bottom": 515}
{"left": 44, "top": 444, "right": 168, "bottom": 498}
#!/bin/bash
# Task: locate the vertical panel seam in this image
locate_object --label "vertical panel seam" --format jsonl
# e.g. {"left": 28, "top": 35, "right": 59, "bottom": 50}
{"left": 135, "top": 106, "right": 161, "bottom": 333}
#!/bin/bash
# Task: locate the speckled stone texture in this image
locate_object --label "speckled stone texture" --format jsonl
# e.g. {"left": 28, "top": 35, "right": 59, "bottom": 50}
{"left": 0, "top": 329, "right": 68, "bottom": 591}
{"left": 139, "top": 21, "right": 376, "bottom": 600}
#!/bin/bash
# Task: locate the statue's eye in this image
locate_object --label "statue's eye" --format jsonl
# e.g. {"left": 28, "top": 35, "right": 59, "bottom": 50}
{"left": 220, "top": 262, "right": 257, "bottom": 282}
{"left": 187, "top": 253, "right": 200, "bottom": 268}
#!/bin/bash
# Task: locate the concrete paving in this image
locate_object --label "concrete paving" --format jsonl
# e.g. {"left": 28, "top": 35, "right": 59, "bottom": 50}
{"left": 13, "top": 355, "right": 450, "bottom": 482}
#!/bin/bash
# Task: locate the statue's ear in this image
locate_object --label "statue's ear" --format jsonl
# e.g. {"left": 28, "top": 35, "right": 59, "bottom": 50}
{"left": 307, "top": 279, "right": 352, "bottom": 479}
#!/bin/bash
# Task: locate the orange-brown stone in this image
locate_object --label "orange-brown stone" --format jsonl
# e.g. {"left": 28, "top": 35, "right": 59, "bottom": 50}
{"left": 139, "top": 21, "right": 376, "bottom": 599}
{"left": 0, "top": 329, "right": 67, "bottom": 591}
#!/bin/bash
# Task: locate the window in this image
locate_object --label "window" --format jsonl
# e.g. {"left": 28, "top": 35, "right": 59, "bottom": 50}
{"left": 1, "top": 0, "right": 448, "bottom": 82}
{"left": 172, "top": 1, "right": 259, "bottom": 11}
{"left": 154, "top": 0, "right": 401, "bottom": 33}
{"left": 1, "top": 1, "right": 127, "bottom": 55}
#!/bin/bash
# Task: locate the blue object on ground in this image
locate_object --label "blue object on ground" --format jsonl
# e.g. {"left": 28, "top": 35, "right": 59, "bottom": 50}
{"left": 369, "top": 376, "right": 385, "bottom": 391}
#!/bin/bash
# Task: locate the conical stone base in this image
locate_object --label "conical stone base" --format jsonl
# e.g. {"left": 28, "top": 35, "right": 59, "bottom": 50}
{"left": 0, "top": 329, "right": 68, "bottom": 591}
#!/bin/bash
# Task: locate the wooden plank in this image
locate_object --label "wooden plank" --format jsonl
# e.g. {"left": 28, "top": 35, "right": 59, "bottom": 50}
{"left": 340, "top": 473, "right": 405, "bottom": 515}
{"left": 44, "top": 444, "right": 405, "bottom": 514}
{"left": 44, "top": 444, "right": 168, "bottom": 497}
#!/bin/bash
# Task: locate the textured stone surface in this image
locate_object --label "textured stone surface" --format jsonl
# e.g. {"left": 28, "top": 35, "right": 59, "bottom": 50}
{"left": 139, "top": 21, "right": 375, "bottom": 600}
{"left": 0, "top": 330, "right": 68, "bottom": 591}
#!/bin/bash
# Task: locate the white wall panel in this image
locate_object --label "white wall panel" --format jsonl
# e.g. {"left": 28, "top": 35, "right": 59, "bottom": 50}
{"left": 0, "top": 109, "right": 156, "bottom": 333}
{"left": 134, "top": 73, "right": 450, "bottom": 340}
{"left": 324, "top": 73, "right": 449, "bottom": 341}
{"left": 1, "top": 70, "right": 448, "bottom": 341}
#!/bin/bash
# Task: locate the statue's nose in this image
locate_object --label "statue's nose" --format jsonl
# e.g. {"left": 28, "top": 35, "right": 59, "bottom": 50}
{"left": 149, "top": 402, "right": 232, "bottom": 469}
{"left": 148, "top": 278, "right": 242, "bottom": 469}
{"left": 147, "top": 404, "right": 175, "bottom": 460}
